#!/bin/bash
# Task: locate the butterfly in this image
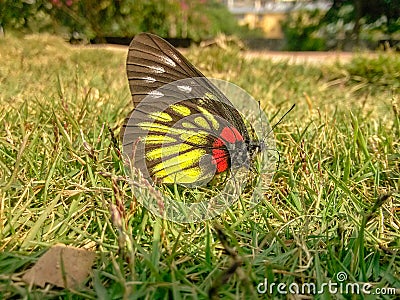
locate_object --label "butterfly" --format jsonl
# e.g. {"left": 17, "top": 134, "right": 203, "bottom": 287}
{"left": 121, "top": 33, "right": 263, "bottom": 188}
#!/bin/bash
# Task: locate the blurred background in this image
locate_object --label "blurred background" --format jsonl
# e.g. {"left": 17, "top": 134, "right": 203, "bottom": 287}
{"left": 0, "top": 0, "right": 399, "bottom": 51}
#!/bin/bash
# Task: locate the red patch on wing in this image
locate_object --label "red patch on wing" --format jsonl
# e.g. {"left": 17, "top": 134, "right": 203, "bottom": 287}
{"left": 212, "top": 148, "right": 228, "bottom": 173}
{"left": 220, "top": 127, "right": 243, "bottom": 143}
{"left": 211, "top": 127, "right": 243, "bottom": 173}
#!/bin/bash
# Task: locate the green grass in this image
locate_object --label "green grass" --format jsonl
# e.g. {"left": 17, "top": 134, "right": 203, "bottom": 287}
{"left": 0, "top": 34, "right": 399, "bottom": 299}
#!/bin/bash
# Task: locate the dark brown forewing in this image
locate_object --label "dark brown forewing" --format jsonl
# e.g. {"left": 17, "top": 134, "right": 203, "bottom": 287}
{"left": 125, "top": 33, "right": 249, "bottom": 137}
{"left": 127, "top": 33, "right": 205, "bottom": 107}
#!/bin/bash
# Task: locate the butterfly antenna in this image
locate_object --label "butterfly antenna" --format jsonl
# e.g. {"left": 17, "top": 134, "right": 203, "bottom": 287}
{"left": 266, "top": 104, "right": 295, "bottom": 137}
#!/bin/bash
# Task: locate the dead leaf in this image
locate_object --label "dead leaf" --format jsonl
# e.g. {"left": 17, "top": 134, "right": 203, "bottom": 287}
{"left": 22, "top": 243, "right": 96, "bottom": 288}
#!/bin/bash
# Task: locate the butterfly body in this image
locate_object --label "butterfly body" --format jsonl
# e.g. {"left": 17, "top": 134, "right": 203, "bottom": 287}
{"left": 122, "top": 33, "right": 260, "bottom": 186}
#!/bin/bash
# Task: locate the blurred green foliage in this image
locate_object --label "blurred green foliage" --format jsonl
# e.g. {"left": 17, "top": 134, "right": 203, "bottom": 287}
{"left": 0, "top": 0, "right": 247, "bottom": 41}
{"left": 325, "top": 0, "right": 400, "bottom": 37}
{"left": 0, "top": 0, "right": 45, "bottom": 32}
{"left": 281, "top": 9, "right": 327, "bottom": 51}
{"left": 282, "top": 1, "right": 400, "bottom": 51}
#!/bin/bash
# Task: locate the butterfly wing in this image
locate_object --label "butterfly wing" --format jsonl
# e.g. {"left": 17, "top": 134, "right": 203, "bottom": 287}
{"left": 126, "top": 32, "right": 205, "bottom": 107}
{"left": 126, "top": 33, "right": 247, "bottom": 132}
{"left": 123, "top": 33, "right": 252, "bottom": 185}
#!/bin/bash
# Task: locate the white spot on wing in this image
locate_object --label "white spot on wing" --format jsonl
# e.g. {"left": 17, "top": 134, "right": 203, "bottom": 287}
{"left": 148, "top": 65, "right": 165, "bottom": 73}
{"left": 148, "top": 90, "right": 164, "bottom": 98}
{"left": 177, "top": 85, "right": 192, "bottom": 93}
{"left": 143, "top": 76, "right": 156, "bottom": 83}
{"left": 167, "top": 50, "right": 181, "bottom": 63}
{"left": 161, "top": 56, "right": 176, "bottom": 67}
